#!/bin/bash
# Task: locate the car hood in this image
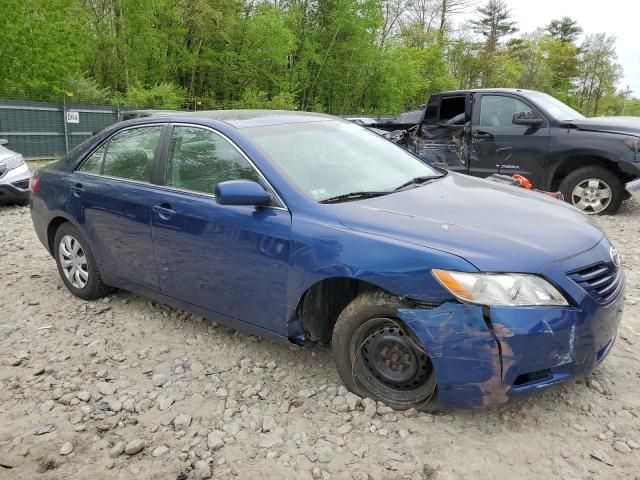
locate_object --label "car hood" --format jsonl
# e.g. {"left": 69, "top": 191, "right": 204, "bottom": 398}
{"left": 568, "top": 116, "right": 640, "bottom": 136}
{"left": 331, "top": 173, "right": 604, "bottom": 272}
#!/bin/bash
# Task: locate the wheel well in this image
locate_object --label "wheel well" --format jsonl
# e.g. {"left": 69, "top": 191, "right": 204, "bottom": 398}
{"left": 550, "top": 156, "right": 627, "bottom": 191}
{"left": 47, "top": 217, "right": 68, "bottom": 255}
{"left": 296, "top": 278, "right": 390, "bottom": 343}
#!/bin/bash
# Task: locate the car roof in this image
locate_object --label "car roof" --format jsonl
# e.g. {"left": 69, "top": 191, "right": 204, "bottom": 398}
{"left": 157, "top": 110, "right": 335, "bottom": 129}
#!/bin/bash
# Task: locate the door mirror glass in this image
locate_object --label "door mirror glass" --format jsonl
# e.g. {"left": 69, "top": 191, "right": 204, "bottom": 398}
{"left": 215, "top": 180, "right": 270, "bottom": 206}
{"left": 512, "top": 111, "right": 544, "bottom": 127}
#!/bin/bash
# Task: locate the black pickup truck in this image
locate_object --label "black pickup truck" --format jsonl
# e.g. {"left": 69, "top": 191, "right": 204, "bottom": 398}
{"left": 377, "top": 89, "right": 640, "bottom": 215}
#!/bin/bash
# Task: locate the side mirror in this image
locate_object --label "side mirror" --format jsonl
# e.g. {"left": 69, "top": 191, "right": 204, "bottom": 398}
{"left": 215, "top": 180, "right": 270, "bottom": 206}
{"left": 0, "top": 139, "right": 8, "bottom": 146}
{"left": 512, "top": 112, "right": 543, "bottom": 127}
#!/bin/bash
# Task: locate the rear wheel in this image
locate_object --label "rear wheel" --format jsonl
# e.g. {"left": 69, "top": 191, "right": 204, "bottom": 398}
{"left": 332, "top": 291, "right": 437, "bottom": 410}
{"left": 559, "top": 166, "right": 624, "bottom": 215}
{"left": 54, "top": 223, "right": 113, "bottom": 300}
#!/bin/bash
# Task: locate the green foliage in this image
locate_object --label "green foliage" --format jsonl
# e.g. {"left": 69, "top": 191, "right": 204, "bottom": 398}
{"left": 546, "top": 17, "right": 583, "bottom": 43}
{"left": 0, "top": 1, "right": 633, "bottom": 116}
{"left": 65, "top": 75, "right": 112, "bottom": 104}
{"left": 122, "top": 83, "right": 186, "bottom": 109}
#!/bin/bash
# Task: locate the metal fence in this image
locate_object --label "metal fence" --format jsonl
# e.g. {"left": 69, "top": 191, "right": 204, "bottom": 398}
{"left": 0, "top": 99, "right": 124, "bottom": 160}
{"left": 0, "top": 97, "right": 401, "bottom": 160}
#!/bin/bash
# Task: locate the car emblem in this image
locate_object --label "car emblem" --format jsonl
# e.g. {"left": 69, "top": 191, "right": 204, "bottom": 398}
{"left": 609, "top": 246, "right": 620, "bottom": 268}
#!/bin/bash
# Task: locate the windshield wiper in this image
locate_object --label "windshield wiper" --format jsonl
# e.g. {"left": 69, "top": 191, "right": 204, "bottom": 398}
{"left": 320, "top": 191, "right": 391, "bottom": 204}
{"left": 393, "top": 174, "right": 444, "bottom": 191}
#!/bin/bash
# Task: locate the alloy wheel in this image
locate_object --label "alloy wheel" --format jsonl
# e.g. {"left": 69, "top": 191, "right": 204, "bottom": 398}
{"left": 571, "top": 178, "right": 612, "bottom": 214}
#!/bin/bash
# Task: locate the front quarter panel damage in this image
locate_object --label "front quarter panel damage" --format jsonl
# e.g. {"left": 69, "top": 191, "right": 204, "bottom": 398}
{"left": 398, "top": 302, "right": 512, "bottom": 409}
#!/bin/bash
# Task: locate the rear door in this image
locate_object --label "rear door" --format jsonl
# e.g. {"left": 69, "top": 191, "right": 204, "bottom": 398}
{"left": 469, "top": 93, "right": 550, "bottom": 185}
{"left": 414, "top": 94, "right": 470, "bottom": 174}
{"left": 70, "top": 125, "right": 165, "bottom": 290}
{"left": 147, "top": 124, "right": 292, "bottom": 334}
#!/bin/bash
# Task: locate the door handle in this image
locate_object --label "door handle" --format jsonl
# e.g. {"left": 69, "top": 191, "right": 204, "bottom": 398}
{"left": 70, "top": 183, "right": 85, "bottom": 197}
{"left": 472, "top": 131, "right": 493, "bottom": 140}
{"left": 152, "top": 204, "right": 176, "bottom": 220}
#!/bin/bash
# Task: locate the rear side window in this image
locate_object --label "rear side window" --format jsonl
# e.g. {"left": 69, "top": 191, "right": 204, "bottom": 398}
{"left": 439, "top": 96, "right": 466, "bottom": 123}
{"left": 166, "top": 126, "right": 260, "bottom": 194}
{"left": 78, "top": 126, "right": 163, "bottom": 182}
{"left": 79, "top": 144, "right": 106, "bottom": 174}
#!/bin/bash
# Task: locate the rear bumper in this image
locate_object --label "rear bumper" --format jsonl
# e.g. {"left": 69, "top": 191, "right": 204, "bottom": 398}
{"left": 398, "top": 239, "right": 624, "bottom": 409}
{"left": 0, "top": 163, "right": 31, "bottom": 203}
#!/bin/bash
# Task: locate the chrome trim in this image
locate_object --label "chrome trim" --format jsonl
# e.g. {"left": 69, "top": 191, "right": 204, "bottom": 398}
{"left": 168, "top": 122, "right": 289, "bottom": 211}
{"left": 74, "top": 170, "right": 153, "bottom": 187}
{"left": 149, "top": 183, "right": 288, "bottom": 212}
{"left": 74, "top": 172, "right": 287, "bottom": 212}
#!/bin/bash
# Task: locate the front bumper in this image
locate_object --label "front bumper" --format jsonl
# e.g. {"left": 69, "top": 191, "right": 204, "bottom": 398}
{"left": 398, "top": 239, "right": 624, "bottom": 409}
{"left": 0, "top": 163, "right": 31, "bottom": 203}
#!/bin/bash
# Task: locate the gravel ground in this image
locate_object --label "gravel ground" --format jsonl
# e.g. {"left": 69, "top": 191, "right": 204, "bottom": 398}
{"left": 0, "top": 200, "right": 639, "bottom": 480}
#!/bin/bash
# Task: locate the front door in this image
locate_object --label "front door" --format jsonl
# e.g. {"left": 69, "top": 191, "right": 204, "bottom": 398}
{"left": 149, "top": 125, "right": 292, "bottom": 334}
{"left": 469, "top": 94, "right": 550, "bottom": 186}
{"left": 69, "top": 125, "right": 164, "bottom": 290}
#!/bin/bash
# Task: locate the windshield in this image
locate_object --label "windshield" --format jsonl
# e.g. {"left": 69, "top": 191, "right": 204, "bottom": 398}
{"left": 246, "top": 120, "right": 440, "bottom": 202}
{"left": 526, "top": 92, "right": 585, "bottom": 121}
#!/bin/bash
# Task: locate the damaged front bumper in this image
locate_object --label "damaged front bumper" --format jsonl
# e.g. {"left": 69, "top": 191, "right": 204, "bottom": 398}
{"left": 398, "top": 241, "right": 624, "bottom": 409}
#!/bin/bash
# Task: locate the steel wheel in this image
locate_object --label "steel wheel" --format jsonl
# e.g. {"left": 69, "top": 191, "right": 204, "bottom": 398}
{"left": 58, "top": 234, "right": 89, "bottom": 289}
{"left": 350, "top": 317, "right": 436, "bottom": 407}
{"left": 571, "top": 178, "right": 612, "bottom": 214}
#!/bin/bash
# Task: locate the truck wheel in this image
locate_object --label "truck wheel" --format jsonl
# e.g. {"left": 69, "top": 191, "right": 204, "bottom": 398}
{"left": 559, "top": 166, "right": 624, "bottom": 215}
{"left": 332, "top": 291, "right": 438, "bottom": 411}
{"left": 54, "top": 222, "right": 114, "bottom": 300}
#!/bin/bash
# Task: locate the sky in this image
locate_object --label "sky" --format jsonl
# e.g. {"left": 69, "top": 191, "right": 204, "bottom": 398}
{"left": 460, "top": 0, "right": 640, "bottom": 96}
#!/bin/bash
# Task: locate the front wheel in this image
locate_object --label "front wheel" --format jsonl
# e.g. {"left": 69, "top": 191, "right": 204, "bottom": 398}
{"left": 559, "top": 166, "right": 625, "bottom": 215}
{"left": 332, "top": 291, "right": 437, "bottom": 410}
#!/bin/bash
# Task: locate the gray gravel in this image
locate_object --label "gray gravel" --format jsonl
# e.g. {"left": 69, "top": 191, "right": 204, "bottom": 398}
{"left": 0, "top": 199, "right": 639, "bottom": 479}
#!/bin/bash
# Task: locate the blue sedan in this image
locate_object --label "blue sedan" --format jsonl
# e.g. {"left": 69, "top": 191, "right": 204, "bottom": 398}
{"left": 30, "top": 111, "right": 624, "bottom": 410}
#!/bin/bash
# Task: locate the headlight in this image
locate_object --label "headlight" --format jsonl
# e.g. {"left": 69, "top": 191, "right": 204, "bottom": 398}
{"left": 1, "top": 154, "right": 25, "bottom": 171}
{"left": 432, "top": 269, "right": 568, "bottom": 306}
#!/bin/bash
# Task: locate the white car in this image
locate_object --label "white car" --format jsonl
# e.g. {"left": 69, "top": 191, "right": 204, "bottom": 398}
{"left": 0, "top": 140, "right": 31, "bottom": 205}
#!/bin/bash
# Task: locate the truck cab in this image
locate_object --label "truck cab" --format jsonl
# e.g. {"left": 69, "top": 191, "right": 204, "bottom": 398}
{"left": 400, "top": 88, "right": 640, "bottom": 215}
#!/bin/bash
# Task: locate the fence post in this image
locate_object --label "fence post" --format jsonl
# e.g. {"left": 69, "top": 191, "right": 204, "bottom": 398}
{"left": 62, "top": 95, "right": 69, "bottom": 154}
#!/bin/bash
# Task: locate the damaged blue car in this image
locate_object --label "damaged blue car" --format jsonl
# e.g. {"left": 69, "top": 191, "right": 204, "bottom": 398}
{"left": 30, "top": 111, "right": 625, "bottom": 410}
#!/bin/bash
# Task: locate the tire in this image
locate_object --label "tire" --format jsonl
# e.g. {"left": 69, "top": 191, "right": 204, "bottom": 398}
{"left": 332, "top": 291, "right": 438, "bottom": 411}
{"left": 559, "top": 166, "right": 624, "bottom": 215}
{"left": 53, "top": 222, "right": 113, "bottom": 300}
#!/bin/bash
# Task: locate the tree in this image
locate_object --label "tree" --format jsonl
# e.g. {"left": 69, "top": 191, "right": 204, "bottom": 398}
{"left": 0, "top": 0, "right": 90, "bottom": 99}
{"left": 470, "top": 0, "right": 517, "bottom": 53}
{"left": 546, "top": 17, "right": 583, "bottom": 43}
{"left": 576, "top": 34, "right": 622, "bottom": 116}
{"left": 468, "top": 0, "right": 517, "bottom": 87}
{"left": 437, "top": 0, "right": 478, "bottom": 38}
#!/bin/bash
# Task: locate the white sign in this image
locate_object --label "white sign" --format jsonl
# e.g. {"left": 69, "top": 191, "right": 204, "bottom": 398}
{"left": 66, "top": 111, "right": 80, "bottom": 124}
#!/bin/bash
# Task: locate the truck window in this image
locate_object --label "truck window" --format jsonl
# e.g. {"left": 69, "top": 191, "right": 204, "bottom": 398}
{"left": 439, "top": 96, "right": 466, "bottom": 123}
{"left": 479, "top": 96, "right": 533, "bottom": 127}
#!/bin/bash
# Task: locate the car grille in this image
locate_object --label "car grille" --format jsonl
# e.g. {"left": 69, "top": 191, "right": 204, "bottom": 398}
{"left": 12, "top": 179, "right": 29, "bottom": 190}
{"left": 568, "top": 263, "right": 624, "bottom": 304}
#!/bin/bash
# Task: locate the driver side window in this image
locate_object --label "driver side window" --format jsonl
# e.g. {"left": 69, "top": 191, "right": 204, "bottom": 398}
{"left": 479, "top": 96, "right": 534, "bottom": 127}
{"left": 166, "top": 126, "right": 260, "bottom": 195}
